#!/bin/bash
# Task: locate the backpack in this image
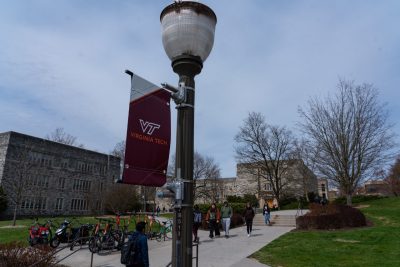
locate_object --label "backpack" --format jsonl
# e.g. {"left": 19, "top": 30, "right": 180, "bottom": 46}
{"left": 194, "top": 212, "right": 202, "bottom": 223}
{"left": 120, "top": 235, "right": 138, "bottom": 265}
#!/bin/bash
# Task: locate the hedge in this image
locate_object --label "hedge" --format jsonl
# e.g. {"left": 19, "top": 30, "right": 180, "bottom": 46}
{"left": 296, "top": 203, "right": 367, "bottom": 230}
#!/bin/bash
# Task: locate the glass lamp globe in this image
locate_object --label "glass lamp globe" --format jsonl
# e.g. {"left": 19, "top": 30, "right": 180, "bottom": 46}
{"left": 160, "top": 1, "right": 217, "bottom": 63}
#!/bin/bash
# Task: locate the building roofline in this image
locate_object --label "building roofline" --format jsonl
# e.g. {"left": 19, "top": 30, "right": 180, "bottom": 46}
{"left": 1, "top": 130, "right": 119, "bottom": 160}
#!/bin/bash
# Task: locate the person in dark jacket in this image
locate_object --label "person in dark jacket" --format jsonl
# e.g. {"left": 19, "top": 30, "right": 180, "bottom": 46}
{"left": 126, "top": 221, "right": 149, "bottom": 267}
{"left": 242, "top": 202, "right": 255, "bottom": 237}
{"left": 193, "top": 205, "right": 202, "bottom": 242}
{"left": 262, "top": 201, "right": 271, "bottom": 225}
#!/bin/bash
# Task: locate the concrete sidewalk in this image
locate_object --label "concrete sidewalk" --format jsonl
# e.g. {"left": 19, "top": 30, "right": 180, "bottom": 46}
{"left": 57, "top": 223, "right": 294, "bottom": 267}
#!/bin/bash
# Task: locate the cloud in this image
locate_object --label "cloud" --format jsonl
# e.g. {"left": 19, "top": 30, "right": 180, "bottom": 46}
{"left": 1, "top": 0, "right": 399, "bottom": 177}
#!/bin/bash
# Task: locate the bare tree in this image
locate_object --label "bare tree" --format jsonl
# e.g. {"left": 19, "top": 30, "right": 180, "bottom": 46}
{"left": 298, "top": 79, "right": 396, "bottom": 205}
{"left": 111, "top": 140, "right": 125, "bottom": 161}
{"left": 235, "top": 112, "right": 296, "bottom": 206}
{"left": 293, "top": 138, "right": 320, "bottom": 200}
{"left": 104, "top": 183, "right": 140, "bottom": 213}
{"left": 169, "top": 152, "right": 221, "bottom": 202}
{"left": 46, "top": 128, "right": 84, "bottom": 147}
{"left": 2, "top": 144, "right": 37, "bottom": 225}
{"left": 193, "top": 152, "right": 221, "bottom": 203}
{"left": 111, "top": 140, "right": 125, "bottom": 179}
{"left": 385, "top": 157, "right": 400, "bottom": 196}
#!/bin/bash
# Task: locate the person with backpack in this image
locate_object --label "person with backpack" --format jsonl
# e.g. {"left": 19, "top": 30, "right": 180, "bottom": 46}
{"left": 121, "top": 221, "right": 149, "bottom": 267}
{"left": 193, "top": 205, "right": 202, "bottom": 242}
{"left": 242, "top": 202, "right": 255, "bottom": 237}
{"left": 220, "top": 201, "right": 233, "bottom": 238}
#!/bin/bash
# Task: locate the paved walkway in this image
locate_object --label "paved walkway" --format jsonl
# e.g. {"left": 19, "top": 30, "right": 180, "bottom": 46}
{"left": 57, "top": 212, "right": 298, "bottom": 267}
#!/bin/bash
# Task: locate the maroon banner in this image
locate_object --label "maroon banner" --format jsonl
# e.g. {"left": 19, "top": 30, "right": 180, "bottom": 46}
{"left": 122, "top": 74, "right": 171, "bottom": 187}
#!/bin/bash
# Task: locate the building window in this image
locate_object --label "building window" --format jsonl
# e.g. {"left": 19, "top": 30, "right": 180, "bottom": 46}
{"left": 265, "top": 183, "right": 272, "bottom": 191}
{"left": 55, "top": 198, "right": 64, "bottom": 210}
{"left": 70, "top": 198, "right": 88, "bottom": 211}
{"left": 21, "top": 197, "right": 47, "bottom": 210}
{"left": 321, "top": 184, "right": 326, "bottom": 192}
{"left": 61, "top": 160, "right": 69, "bottom": 169}
{"left": 58, "top": 177, "right": 66, "bottom": 189}
{"left": 73, "top": 179, "right": 91, "bottom": 192}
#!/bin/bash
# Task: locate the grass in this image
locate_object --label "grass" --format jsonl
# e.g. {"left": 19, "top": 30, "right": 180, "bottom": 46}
{"left": 252, "top": 197, "right": 400, "bottom": 267}
{"left": 0, "top": 213, "right": 158, "bottom": 245}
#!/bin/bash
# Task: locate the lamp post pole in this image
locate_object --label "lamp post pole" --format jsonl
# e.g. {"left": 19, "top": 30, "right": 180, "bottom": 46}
{"left": 172, "top": 56, "right": 202, "bottom": 267}
{"left": 160, "top": 2, "right": 216, "bottom": 267}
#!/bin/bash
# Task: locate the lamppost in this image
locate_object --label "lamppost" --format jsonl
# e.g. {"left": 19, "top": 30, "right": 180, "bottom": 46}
{"left": 160, "top": 2, "right": 217, "bottom": 267}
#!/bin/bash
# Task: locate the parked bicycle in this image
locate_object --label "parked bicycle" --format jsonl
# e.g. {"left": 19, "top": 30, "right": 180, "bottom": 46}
{"left": 152, "top": 219, "right": 173, "bottom": 242}
{"left": 88, "top": 218, "right": 124, "bottom": 253}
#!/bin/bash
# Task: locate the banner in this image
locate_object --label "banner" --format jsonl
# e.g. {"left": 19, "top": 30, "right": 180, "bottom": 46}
{"left": 122, "top": 73, "right": 171, "bottom": 187}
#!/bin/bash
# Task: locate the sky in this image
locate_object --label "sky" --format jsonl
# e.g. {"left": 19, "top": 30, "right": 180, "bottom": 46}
{"left": 1, "top": 0, "right": 399, "bottom": 178}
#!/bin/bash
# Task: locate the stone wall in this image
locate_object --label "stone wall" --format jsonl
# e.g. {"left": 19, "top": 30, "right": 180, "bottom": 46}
{"left": 235, "top": 160, "right": 318, "bottom": 201}
{"left": 0, "top": 132, "right": 10, "bottom": 184}
{"left": 0, "top": 131, "right": 120, "bottom": 217}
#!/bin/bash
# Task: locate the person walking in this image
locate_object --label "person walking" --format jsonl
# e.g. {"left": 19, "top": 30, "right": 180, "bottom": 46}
{"left": 243, "top": 202, "right": 255, "bottom": 237}
{"left": 220, "top": 201, "right": 233, "bottom": 238}
{"left": 205, "top": 203, "right": 221, "bottom": 239}
{"left": 156, "top": 206, "right": 160, "bottom": 217}
{"left": 126, "top": 221, "right": 149, "bottom": 267}
{"left": 263, "top": 201, "right": 271, "bottom": 225}
{"left": 193, "top": 205, "right": 202, "bottom": 242}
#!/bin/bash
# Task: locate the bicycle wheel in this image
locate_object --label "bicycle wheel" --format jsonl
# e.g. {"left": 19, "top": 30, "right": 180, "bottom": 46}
{"left": 165, "top": 226, "right": 173, "bottom": 239}
{"left": 112, "top": 230, "right": 124, "bottom": 250}
{"left": 88, "top": 236, "right": 99, "bottom": 253}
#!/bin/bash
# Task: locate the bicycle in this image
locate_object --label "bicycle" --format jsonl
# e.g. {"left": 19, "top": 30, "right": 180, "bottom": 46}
{"left": 154, "top": 219, "right": 173, "bottom": 242}
{"left": 89, "top": 218, "right": 124, "bottom": 253}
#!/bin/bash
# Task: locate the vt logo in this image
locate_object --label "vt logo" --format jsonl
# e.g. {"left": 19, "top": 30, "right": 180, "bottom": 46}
{"left": 139, "top": 119, "right": 160, "bottom": 135}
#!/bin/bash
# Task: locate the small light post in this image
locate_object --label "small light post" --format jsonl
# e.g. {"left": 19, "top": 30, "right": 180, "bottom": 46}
{"left": 160, "top": 2, "right": 216, "bottom": 267}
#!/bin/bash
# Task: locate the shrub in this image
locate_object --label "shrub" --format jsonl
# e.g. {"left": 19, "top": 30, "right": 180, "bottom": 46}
{"left": 296, "top": 203, "right": 367, "bottom": 230}
{"left": 226, "top": 195, "right": 243, "bottom": 203}
{"left": 230, "top": 203, "right": 247, "bottom": 214}
{"left": 0, "top": 242, "right": 56, "bottom": 267}
{"left": 230, "top": 213, "right": 245, "bottom": 228}
{"left": 307, "top": 192, "right": 316, "bottom": 203}
{"left": 242, "top": 194, "right": 258, "bottom": 207}
{"left": 280, "top": 196, "right": 309, "bottom": 210}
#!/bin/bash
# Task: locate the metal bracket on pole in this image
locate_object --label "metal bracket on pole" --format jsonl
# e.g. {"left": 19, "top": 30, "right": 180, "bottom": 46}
{"left": 162, "top": 82, "right": 186, "bottom": 104}
{"left": 162, "top": 82, "right": 194, "bottom": 107}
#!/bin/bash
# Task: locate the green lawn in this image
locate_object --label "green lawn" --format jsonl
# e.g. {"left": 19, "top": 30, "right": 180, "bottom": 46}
{"left": 252, "top": 197, "right": 400, "bottom": 267}
{"left": 0, "top": 214, "right": 146, "bottom": 245}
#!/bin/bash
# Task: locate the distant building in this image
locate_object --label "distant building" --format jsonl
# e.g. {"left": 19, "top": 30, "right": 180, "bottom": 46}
{"left": 235, "top": 160, "right": 318, "bottom": 204}
{"left": 0, "top": 131, "right": 120, "bottom": 218}
{"left": 357, "top": 180, "right": 388, "bottom": 196}
{"left": 328, "top": 190, "right": 339, "bottom": 200}
{"left": 183, "top": 160, "right": 318, "bottom": 207}
{"left": 318, "top": 178, "right": 329, "bottom": 199}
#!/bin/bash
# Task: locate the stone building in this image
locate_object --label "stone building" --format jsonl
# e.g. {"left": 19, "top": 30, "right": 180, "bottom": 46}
{"left": 234, "top": 160, "right": 318, "bottom": 207}
{"left": 171, "top": 161, "right": 318, "bottom": 207}
{"left": 0, "top": 131, "right": 120, "bottom": 218}
{"left": 356, "top": 180, "right": 389, "bottom": 196}
{"left": 318, "top": 178, "right": 329, "bottom": 199}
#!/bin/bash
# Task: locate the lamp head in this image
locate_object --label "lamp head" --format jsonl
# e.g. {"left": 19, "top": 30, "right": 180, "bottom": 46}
{"left": 160, "top": 1, "right": 217, "bottom": 64}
